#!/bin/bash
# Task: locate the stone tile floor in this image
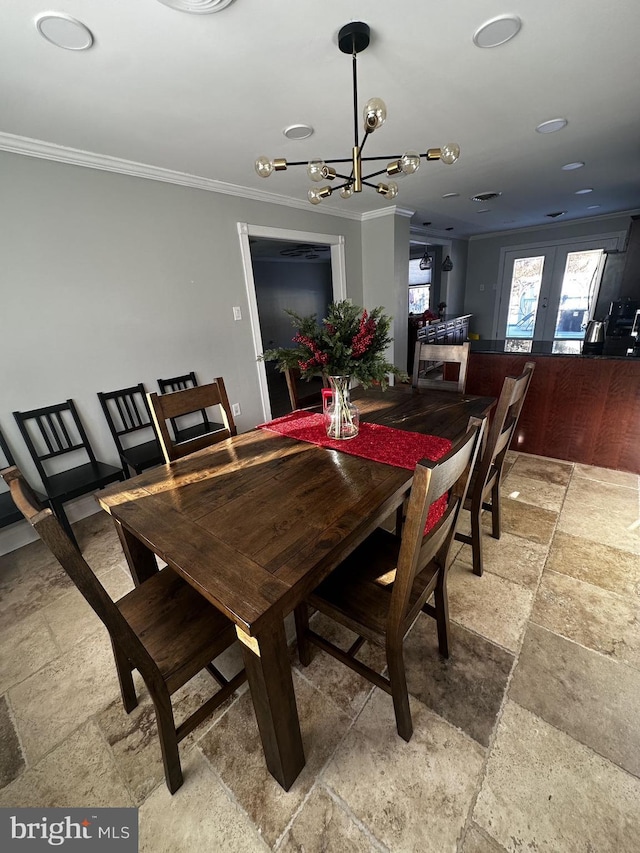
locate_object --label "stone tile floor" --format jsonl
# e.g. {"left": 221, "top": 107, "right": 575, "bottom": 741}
{"left": 0, "top": 451, "right": 639, "bottom": 851}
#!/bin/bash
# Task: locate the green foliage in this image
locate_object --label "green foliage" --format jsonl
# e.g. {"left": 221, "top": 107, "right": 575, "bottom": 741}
{"left": 260, "top": 300, "right": 408, "bottom": 389}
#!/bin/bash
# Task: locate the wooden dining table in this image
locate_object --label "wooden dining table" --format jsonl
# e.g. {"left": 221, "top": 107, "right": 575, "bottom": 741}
{"left": 97, "top": 386, "right": 495, "bottom": 791}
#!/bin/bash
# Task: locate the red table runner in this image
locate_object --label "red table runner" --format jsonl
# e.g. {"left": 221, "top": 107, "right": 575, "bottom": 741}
{"left": 258, "top": 411, "right": 452, "bottom": 532}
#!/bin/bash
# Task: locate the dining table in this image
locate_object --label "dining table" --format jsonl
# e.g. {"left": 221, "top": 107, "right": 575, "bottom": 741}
{"left": 97, "top": 385, "right": 495, "bottom": 791}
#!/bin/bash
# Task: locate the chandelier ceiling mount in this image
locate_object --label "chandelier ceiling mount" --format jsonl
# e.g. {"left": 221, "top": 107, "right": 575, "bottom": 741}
{"left": 255, "top": 22, "right": 460, "bottom": 206}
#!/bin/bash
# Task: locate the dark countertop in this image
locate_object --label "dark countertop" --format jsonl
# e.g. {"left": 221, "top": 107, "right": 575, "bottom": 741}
{"left": 469, "top": 339, "right": 640, "bottom": 360}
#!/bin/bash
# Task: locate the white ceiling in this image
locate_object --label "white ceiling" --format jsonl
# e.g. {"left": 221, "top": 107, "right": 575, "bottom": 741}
{"left": 2, "top": 0, "right": 640, "bottom": 239}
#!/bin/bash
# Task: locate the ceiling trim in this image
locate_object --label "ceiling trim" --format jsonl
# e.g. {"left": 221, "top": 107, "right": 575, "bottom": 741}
{"left": 467, "top": 208, "right": 640, "bottom": 242}
{"left": 361, "top": 205, "right": 415, "bottom": 221}
{"left": 0, "top": 131, "right": 364, "bottom": 221}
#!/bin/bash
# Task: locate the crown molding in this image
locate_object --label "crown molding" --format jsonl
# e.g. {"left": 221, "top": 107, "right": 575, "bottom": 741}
{"left": 0, "top": 132, "right": 365, "bottom": 221}
{"left": 467, "top": 208, "right": 640, "bottom": 241}
{"left": 361, "top": 204, "right": 415, "bottom": 221}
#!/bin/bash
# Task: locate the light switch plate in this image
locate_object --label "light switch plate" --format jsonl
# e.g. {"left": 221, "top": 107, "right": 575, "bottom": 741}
{"left": 233, "top": 306, "right": 242, "bottom": 321}
{"left": 231, "top": 403, "right": 241, "bottom": 417}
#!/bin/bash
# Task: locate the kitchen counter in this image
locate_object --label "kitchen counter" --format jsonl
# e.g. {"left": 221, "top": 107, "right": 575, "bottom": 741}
{"left": 465, "top": 350, "right": 640, "bottom": 474}
{"left": 470, "top": 339, "right": 640, "bottom": 359}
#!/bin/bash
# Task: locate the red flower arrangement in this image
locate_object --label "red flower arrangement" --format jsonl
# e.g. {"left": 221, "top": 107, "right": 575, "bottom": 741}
{"left": 261, "top": 300, "right": 407, "bottom": 388}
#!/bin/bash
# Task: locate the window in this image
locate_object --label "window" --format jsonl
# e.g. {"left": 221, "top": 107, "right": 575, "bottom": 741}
{"left": 495, "top": 235, "right": 621, "bottom": 351}
{"left": 409, "top": 258, "right": 431, "bottom": 314}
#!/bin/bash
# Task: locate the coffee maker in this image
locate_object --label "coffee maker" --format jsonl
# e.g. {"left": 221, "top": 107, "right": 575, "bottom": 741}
{"left": 603, "top": 299, "right": 639, "bottom": 355}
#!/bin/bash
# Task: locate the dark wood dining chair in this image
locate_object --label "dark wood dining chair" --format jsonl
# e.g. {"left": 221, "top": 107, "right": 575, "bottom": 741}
{"left": 455, "top": 361, "right": 535, "bottom": 576}
{"left": 284, "top": 367, "right": 327, "bottom": 411}
{"left": 157, "top": 371, "right": 224, "bottom": 443}
{"left": 294, "top": 416, "right": 485, "bottom": 742}
{"left": 148, "top": 378, "right": 237, "bottom": 463}
{"left": 13, "top": 400, "right": 125, "bottom": 549}
{"left": 1, "top": 425, "right": 35, "bottom": 529}
{"left": 98, "top": 384, "right": 164, "bottom": 478}
{"left": 1, "top": 465, "right": 246, "bottom": 794}
{"left": 412, "top": 342, "right": 470, "bottom": 393}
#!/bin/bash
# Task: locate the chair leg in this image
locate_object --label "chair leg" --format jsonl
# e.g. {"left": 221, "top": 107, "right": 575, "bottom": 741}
{"left": 150, "top": 688, "right": 183, "bottom": 794}
{"left": 434, "top": 579, "right": 450, "bottom": 659}
{"left": 51, "top": 500, "right": 80, "bottom": 551}
{"left": 490, "top": 479, "right": 501, "bottom": 539}
{"left": 469, "top": 494, "right": 484, "bottom": 578}
{"left": 111, "top": 640, "right": 138, "bottom": 713}
{"left": 386, "top": 639, "right": 412, "bottom": 742}
{"left": 294, "top": 604, "right": 313, "bottom": 666}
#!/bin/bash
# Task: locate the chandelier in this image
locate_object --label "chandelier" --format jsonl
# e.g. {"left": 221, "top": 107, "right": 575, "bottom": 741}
{"left": 255, "top": 22, "right": 460, "bottom": 206}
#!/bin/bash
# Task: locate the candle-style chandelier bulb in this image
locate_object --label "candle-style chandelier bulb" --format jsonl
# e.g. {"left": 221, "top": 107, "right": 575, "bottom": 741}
{"left": 255, "top": 156, "right": 274, "bottom": 178}
{"left": 376, "top": 181, "right": 398, "bottom": 200}
{"left": 255, "top": 156, "right": 287, "bottom": 178}
{"left": 363, "top": 97, "right": 387, "bottom": 132}
{"left": 440, "top": 143, "right": 461, "bottom": 165}
{"left": 400, "top": 150, "right": 421, "bottom": 174}
{"left": 308, "top": 186, "right": 333, "bottom": 205}
{"left": 307, "top": 159, "right": 325, "bottom": 182}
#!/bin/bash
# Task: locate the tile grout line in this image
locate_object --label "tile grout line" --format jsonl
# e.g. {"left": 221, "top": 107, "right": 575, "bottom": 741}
{"left": 456, "top": 455, "right": 574, "bottom": 851}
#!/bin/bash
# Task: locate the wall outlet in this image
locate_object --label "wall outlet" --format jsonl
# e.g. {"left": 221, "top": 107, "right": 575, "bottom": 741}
{"left": 479, "top": 284, "right": 485, "bottom": 291}
{"left": 231, "top": 403, "right": 241, "bottom": 417}
{"left": 233, "top": 306, "right": 242, "bottom": 321}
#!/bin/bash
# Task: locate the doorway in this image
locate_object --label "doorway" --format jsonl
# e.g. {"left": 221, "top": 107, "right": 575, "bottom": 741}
{"left": 493, "top": 234, "right": 622, "bottom": 353}
{"left": 238, "top": 224, "right": 347, "bottom": 421}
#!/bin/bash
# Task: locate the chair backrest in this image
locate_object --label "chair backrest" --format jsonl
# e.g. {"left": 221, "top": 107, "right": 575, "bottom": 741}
{"left": 0, "top": 465, "right": 157, "bottom": 681}
{"left": 157, "top": 371, "right": 198, "bottom": 395}
{"left": 284, "top": 368, "right": 327, "bottom": 412}
{"left": 147, "top": 377, "right": 236, "bottom": 462}
{"left": 98, "top": 384, "right": 157, "bottom": 453}
{"left": 0, "top": 428, "right": 23, "bottom": 528}
{"left": 0, "top": 426, "right": 15, "bottom": 468}
{"left": 475, "top": 361, "right": 535, "bottom": 495}
{"left": 389, "top": 416, "right": 485, "bottom": 637}
{"left": 412, "top": 342, "right": 470, "bottom": 392}
{"left": 157, "top": 371, "right": 214, "bottom": 437}
{"left": 13, "top": 400, "right": 96, "bottom": 488}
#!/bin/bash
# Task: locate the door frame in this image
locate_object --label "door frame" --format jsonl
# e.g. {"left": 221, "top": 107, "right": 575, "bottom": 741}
{"left": 238, "top": 222, "right": 347, "bottom": 422}
{"left": 491, "top": 230, "right": 626, "bottom": 341}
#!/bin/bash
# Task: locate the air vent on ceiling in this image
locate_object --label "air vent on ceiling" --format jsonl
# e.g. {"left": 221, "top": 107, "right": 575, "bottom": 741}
{"left": 546, "top": 211, "right": 567, "bottom": 218}
{"left": 471, "top": 191, "right": 502, "bottom": 202}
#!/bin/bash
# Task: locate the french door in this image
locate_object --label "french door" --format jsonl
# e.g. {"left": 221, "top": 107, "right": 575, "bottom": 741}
{"left": 495, "top": 236, "right": 619, "bottom": 353}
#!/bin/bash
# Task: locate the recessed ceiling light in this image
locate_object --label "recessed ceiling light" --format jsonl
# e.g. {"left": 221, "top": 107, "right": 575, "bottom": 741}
{"left": 473, "top": 15, "right": 522, "bottom": 48}
{"left": 471, "top": 191, "right": 502, "bottom": 202}
{"left": 575, "top": 188, "right": 593, "bottom": 194}
{"left": 587, "top": 205, "right": 601, "bottom": 210}
{"left": 156, "top": 0, "right": 236, "bottom": 12}
{"left": 442, "top": 193, "right": 459, "bottom": 199}
{"left": 283, "top": 124, "right": 314, "bottom": 140}
{"left": 35, "top": 14, "right": 94, "bottom": 50}
{"left": 562, "top": 161, "right": 585, "bottom": 171}
{"left": 535, "top": 118, "right": 568, "bottom": 134}
{"left": 477, "top": 209, "right": 491, "bottom": 214}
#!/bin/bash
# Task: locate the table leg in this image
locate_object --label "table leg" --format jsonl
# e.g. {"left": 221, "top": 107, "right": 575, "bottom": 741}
{"left": 236, "top": 621, "right": 305, "bottom": 791}
{"left": 113, "top": 518, "right": 159, "bottom": 586}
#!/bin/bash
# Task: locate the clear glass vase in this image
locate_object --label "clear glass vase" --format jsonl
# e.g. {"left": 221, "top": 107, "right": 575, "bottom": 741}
{"left": 324, "top": 376, "right": 359, "bottom": 440}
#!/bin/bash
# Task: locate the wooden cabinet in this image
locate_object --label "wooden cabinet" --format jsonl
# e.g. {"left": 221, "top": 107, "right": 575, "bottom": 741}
{"left": 466, "top": 351, "right": 640, "bottom": 474}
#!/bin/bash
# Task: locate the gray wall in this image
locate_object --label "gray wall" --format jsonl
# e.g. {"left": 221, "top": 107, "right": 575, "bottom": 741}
{"left": 361, "top": 212, "right": 411, "bottom": 372}
{"left": 464, "top": 213, "right": 636, "bottom": 339}
{"left": 252, "top": 258, "right": 333, "bottom": 350}
{"left": 0, "top": 150, "right": 365, "bottom": 552}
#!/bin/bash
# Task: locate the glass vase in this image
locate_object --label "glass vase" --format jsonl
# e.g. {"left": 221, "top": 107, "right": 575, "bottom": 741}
{"left": 324, "top": 376, "right": 359, "bottom": 440}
